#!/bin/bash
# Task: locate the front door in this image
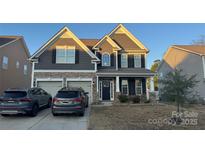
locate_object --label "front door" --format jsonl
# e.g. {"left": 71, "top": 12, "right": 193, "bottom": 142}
{"left": 102, "top": 80, "right": 110, "bottom": 100}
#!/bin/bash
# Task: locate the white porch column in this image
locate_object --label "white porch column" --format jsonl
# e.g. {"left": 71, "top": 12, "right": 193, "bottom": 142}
{"left": 146, "top": 88, "right": 150, "bottom": 100}
{"left": 116, "top": 76, "right": 120, "bottom": 92}
{"left": 96, "top": 76, "right": 99, "bottom": 92}
{"left": 150, "top": 77, "right": 154, "bottom": 92}
{"left": 31, "top": 62, "right": 35, "bottom": 88}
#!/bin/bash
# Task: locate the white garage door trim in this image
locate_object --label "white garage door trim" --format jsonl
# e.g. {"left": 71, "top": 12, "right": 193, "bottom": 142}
{"left": 36, "top": 78, "right": 64, "bottom": 96}
{"left": 66, "top": 78, "right": 93, "bottom": 103}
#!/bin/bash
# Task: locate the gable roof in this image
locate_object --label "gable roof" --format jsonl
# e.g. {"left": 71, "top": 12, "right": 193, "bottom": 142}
{"left": 158, "top": 45, "right": 205, "bottom": 72}
{"left": 92, "top": 35, "right": 121, "bottom": 50}
{"left": 172, "top": 45, "right": 205, "bottom": 56}
{"left": 80, "top": 39, "right": 99, "bottom": 50}
{"left": 108, "top": 24, "right": 149, "bottom": 52}
{"left": 0, "top": 36, "right": 21, "bottom": 48}
{"left": 29, "top": 26, "right": 100, "bottom": 61}
{"left": 0, "top": 36, "right": 30, "bottom": 58}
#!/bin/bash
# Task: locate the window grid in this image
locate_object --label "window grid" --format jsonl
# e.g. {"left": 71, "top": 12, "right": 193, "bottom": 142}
{"left": 135, "top": 80, "right": 142, "bottom": 95}
{"left": 121, "top": 54, "right": 128, "bottom": 68}
{"left": 56, "top": 46, "right": 75, "bottom": 64}
{"left": 121, "top": 80, "right": 128, "bottom": 95}
{"left": 134, "top": 54, "right": 141, "bottom": 68}
{"left": 102, "top": 53, "right": 110, "bottom": 66}
{"left": 2, "top": 56, "right": 8, "bottom": 70}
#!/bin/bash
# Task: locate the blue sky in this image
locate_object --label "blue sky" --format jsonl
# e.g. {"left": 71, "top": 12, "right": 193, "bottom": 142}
{"left": 0, "top": 23, "right": 205, "bottom": 68}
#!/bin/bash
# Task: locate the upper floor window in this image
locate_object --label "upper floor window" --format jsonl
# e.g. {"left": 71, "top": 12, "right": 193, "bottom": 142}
{"left": 56, "top": 46, "right": 75, "bottom": 64}
{"left": 24, "top": 65, "right": 28, "bottom": 75}
{"left": 134, "top": 54, "right": 141, "bottom": 68}
{"left": 102, "top": 53, "right": 110, "bottom": 66}
{"left": 2, "top": 56, "right": 8, "bottom": 70}
{"left": 16, "top": 61, "right": 20, "bottom": 69}
{"left": 121, "top": 54, "right": 128, "bottom": 68}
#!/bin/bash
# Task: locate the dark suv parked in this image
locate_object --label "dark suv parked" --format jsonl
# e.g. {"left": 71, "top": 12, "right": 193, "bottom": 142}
{"left": 52, "top": 87, "right": 89, "bottom": 116}
{"left": 0, "top": 88, "right": 52, "bottom": 117}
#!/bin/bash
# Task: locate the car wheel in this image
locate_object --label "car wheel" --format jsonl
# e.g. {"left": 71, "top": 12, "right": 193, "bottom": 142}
{"left": 1, "top": 114, "right": 9, "bottom": 117}
{"left": 29, "top": 104, "right": 39, "bottom": 117}
{"left": 52, "top": 112, "right": 58, "bottom": 116}
{"left": 86, "top": 102, "right": 89, "bottom": 108}
{"left": 78, "top": 111, "right": 85, "bottom": 117}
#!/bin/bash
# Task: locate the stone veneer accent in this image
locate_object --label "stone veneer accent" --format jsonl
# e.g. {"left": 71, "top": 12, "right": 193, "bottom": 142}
{"left": 34, "top": 72, "right": 99, "bottom": 103}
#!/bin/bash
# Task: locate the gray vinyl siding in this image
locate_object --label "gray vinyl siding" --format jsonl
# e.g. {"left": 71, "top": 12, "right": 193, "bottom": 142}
{"left": 158, "top": 52, "right": 205, "bottom": 99}
{"left": 34, "top": 48, "right": 95, "bottom": 70}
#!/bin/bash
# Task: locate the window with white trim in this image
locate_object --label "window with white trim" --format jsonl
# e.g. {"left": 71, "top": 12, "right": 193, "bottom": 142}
{"left": 2, "top": 56, "right": 8, "bottom": 70}
{"left": 24, "top": 65, "right": 28, "bottom": 75}
{"left": 135, "top": 80, "right": 142, "bottom": 95}
{"left": 134, "top": 54, "right": 141, "bottom": 68}
{"left": 99, "top": 81, "right": 102, "bottom": 100}
{"left": 121, "top": 80, "right": 128, "bottom": 95}
{"left": 16, "top": 61, "right": 20, "bottom": 69}
{"left": 102, "top": 53, "right": 110, "bottom": 66}
{"left": 56, "top": 46, "right": 75, "bottom": 64}
{"left": 121, "top": 54, "right": 128, "bottom": 68}
{"left": 110, "top": 81, "right": 114, "bottom": 100}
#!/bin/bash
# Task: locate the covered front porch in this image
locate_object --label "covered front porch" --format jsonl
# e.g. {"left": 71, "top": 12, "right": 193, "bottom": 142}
{"left": 96, "top": 70, "right": 155, "bottom": 102}
{"left": 96, "top": 76, "right": 147, "bottom": 102}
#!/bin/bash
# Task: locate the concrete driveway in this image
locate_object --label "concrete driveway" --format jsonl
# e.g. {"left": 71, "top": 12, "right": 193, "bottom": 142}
{"left": 0, "top": 107, "right": 90, "bottom": 130}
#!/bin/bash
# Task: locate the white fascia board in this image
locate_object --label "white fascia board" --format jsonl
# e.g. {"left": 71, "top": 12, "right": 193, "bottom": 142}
{"left": 66, "top": 78, "right": 93, "bottom": 81}
{"left": 36, "top": 78, "right": 63, "bottom": 81}
{"left": 202, "top": 56, "right": 205, "bottom": 78}
{"left": 34, "top": 70, "right": 96, "bottom": 73}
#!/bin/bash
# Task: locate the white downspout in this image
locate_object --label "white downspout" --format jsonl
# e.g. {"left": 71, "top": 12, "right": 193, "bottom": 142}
{"left": 202, "top": 56, "right": 205, "bottom": 78}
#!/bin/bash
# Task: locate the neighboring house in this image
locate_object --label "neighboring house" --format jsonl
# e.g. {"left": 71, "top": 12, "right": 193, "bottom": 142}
{"left": 0, "top": 36, "right": 31, "bottom": 95}
{"left": 29, "top": 24, "right": 154, "bottom": 103}
{"left": 158, "top": 45, "right": 205, "bottom": 100}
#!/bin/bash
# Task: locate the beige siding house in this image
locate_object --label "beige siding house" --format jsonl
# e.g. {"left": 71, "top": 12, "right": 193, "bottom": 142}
{"left": 0, "top": 36, "right": 31, "bottom": 95}
{"left": 158, "top": 45, "right": 205, "bottom": 100}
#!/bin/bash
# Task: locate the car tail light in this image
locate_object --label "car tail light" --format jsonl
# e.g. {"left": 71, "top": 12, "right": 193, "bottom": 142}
{"left": 52, "top": 98, "right": 59, "bottom": 104}
{"left": 19, "top": 98, "right": 32, "bottom": 102}
{"left": 73, "top": 98, "right": 81, "bottom": 102}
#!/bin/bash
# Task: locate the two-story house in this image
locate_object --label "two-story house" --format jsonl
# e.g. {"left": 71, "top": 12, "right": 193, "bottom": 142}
{"left": 158, "top": 45, "right": 205, "bottom": 100}
{"left": 29, "top": 24, "right": 155, "bottom": 103}
{"left": 0, "top": 36, "right": 31, "bottom": 95}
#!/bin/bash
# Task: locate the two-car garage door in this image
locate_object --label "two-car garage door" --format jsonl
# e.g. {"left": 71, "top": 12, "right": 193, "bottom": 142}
{"left": 67, "top": 81, "right": 92, "bottom": 103}
{"left": 37, "top": 81, "right": 63, "bottom": 97}
{"left": 37, "top": 80, "right": 92, "bottom": 103}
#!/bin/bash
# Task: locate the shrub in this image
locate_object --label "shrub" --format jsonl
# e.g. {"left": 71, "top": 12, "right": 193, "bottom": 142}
{"left": 130, "top": 95, "right": 140, "bottom": 103}
{"left": 140, "top": 94, "right": 148, "bottom": 103}
{"left": 118, "top": 94, "right": 128, "bottom": 103}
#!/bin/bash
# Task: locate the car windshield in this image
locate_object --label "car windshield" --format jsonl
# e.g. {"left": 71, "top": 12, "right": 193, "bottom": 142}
{"left": 3, "top": 91, "right": 27, "bottom": 98}
{"left": 56, "top": 91, "right": 79, "bottom": 98}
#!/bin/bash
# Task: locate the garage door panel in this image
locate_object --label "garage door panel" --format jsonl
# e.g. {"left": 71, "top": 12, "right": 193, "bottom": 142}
{"left": 67, "top": 81, "right": 91, "bottom": 103}
{"left": 37, "top": 81, "right": 62, "bottom": 97}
